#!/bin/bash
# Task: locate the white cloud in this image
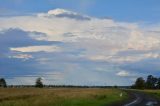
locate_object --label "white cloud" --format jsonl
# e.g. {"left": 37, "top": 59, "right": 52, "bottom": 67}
{"left": 88, "top": 52, "right": 160, "bottom": 63}
{"left": 116, "top": 71, "right": 130, "bottom": 77}
{"left": 38, "top": 8, "right": 91, "bottom": 21}
{"left": 9, "top": 54, "right": 33, "bottom": 60}
{"left": 1, "top": 9, "right": 159, "bottom": 63}
{"left": 48, "top": 8, "right": 71, "bottom": 15}
{"left": 0, "top": 9, "right": 160, "bottom": 85}
{"left": 10, "top": 45, "right": 61, "bottom": 53}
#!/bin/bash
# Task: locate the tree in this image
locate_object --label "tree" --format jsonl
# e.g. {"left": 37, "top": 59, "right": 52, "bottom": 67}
{"left": 113, "top": 85, "right": 118, "bottom": 88}
{"left": 146, "top": 75, "right": 157, "bottom": 89}
{"left": 35, "top": 77, "right": 43, "bottom": 88}
{"left": 134, "top": 77, "right": 145, "bottom": 89}
{"left": 156, "top": 78, "right": 160, "bottom": 89}
{"left": 0, "top": 78, "right": 7, "bottom": 87}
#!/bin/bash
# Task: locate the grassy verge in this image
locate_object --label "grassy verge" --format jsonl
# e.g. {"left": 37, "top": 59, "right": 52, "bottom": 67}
{"left": 0, "top": 88, "right": 128, "bottom": 106}
{"left": 141, "top": 90, "right": 160, "bottom": 99}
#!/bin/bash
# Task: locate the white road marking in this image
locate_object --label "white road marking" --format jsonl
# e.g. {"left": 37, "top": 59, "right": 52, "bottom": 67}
{"left": 124, "top": 94, "right": 140, "bottom": 106}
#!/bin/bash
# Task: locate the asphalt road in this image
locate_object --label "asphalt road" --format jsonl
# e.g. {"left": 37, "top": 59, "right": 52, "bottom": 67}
{"left": 123, "top": 90, "right": 160, "bottom": 106}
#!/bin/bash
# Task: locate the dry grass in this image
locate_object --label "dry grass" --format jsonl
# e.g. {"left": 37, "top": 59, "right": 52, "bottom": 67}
{"left": 0, "top": 88, "right": 127, "bottom": 106}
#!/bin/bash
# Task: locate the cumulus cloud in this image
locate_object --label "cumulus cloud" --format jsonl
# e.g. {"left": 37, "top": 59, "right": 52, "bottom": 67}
{"left": 0, "top": 28, "right": 58, "bottom": 51}
{"left": 0, "top": 8, "right": 160, "bottom": 85}
{"left": 0, "top": 28, "right": 62, "bottom": 61}
{"left": 1, "top": 9, "right": 159, "bottom": 63}
{"left": 116, "top": 71, "right": 130, "bottom": 77}
{"left": 38, "top": 8, "right": 91, "bottom": 21}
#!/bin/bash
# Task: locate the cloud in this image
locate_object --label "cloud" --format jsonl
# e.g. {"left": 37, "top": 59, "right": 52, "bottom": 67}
{"left": 121, "top": 58, "right": 160, "bottom": 76}
{"left": 0, "top": 28, "right": 57, "bottom": 48}
{"left": 116, "top": 71, "right": 130, "bottom": 77}
{"left": 38, "top": 8, "right": 91, "bottom": 21}
{"left": 9, "top": 54, "right": 33, "bottom": 60}
{"left": 0, "top": 28, "right": 65, "bottom": 84}
{"left": 0, "top": 8, "right": 160, "bottom": 85}
{"left": 0, "top": 28, "right": 61, "bottom": 55}
{"left": 10, "top": 45, "right": 61, "bottom": 53}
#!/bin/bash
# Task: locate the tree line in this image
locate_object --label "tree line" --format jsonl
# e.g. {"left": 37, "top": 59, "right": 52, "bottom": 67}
{"left": 0, "top": 77, "right": 119, "bottom": 88}
{"left": 2, "top": 75, "right": 160, "bottom": 89}
{"left": 132, "top": 75, "right": 160, "bottom": 89}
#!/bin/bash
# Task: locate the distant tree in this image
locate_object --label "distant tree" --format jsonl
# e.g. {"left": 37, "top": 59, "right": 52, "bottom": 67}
{"left": 134, "top": 77, "right": 145, "bottom": 89}
{"left": 0, "top": 78, "right": 7, "bottom": 87}
{"left": 113, "top": 85, "right": 118, "bottom": 88}
{"left": 35, "top": 77, "right": 43, "bottom": 88}
{"left": 145, "top": 75, "right": 157, "bottom": 89}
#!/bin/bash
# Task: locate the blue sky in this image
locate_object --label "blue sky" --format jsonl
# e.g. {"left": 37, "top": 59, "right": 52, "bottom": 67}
{"left": 1, "top": 0, "right": 160, "bottom": 22}
{"left": 0, "top": 0, "right": 160, "bottom": 86}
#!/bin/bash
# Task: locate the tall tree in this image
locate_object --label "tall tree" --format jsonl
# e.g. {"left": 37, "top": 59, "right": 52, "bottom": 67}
{"left": 35, "top": 77, "right": 43, "bottom": 88}
{"left": 134, "top": 77, "right": 145, "bottom": 89}
{"left": 0, "top": 78, "right": 7, "bottom": 87}
{"left": 146, "top": 75, "right": 157, "bottom": 89}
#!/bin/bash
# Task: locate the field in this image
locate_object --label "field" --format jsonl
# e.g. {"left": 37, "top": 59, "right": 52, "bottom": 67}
{"left": 141, "top": 90, "right": 160, "bottom": 99}
{"left": 0, "top": 88, "right": 127, "bottom": 106}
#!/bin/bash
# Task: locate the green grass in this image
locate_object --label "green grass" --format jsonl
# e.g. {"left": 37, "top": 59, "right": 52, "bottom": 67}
{"left": 140, "top": 90, "right": 160, "bottom": 99}
{"left": 0, "top": 88, "right": 128, "bottom": 106}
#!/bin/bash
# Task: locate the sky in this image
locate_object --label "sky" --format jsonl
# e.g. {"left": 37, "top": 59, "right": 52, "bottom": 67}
{"left": 0, "top": 0, "right": 160, "bottom": 86}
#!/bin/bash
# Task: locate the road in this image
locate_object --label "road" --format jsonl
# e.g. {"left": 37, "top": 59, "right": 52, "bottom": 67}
{"left": 123, "top": 90, "right": 160, "bottom": 106}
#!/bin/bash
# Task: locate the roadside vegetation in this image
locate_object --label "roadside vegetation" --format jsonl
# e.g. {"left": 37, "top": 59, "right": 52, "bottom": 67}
{"left": 0, "top": 88, "right": 127, "bottom": 106}
{"left": 141, "top": 90, "right": 160, "bottom": 99}
{"left": 131, "top": 75, "right": 160, "bottom": 89}
{"left": 130, "top": 75, "right": 160, "bottom": 101}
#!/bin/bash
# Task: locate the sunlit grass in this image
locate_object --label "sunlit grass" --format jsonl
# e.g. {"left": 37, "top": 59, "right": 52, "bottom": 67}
{"left": 0, "top": 88, "right": 127, "bottom": 106}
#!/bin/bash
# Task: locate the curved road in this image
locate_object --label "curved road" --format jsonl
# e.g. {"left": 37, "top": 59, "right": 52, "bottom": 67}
{"left": 123, "top": 90, "right": 160, "bottom": 106}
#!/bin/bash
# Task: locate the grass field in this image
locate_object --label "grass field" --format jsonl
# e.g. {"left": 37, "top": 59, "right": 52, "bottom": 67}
{"left": 0, "top": 88, "right": 127, "bottom": 106}
{"left": 141, "top": 90, "right": 160, "bottom": 99}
